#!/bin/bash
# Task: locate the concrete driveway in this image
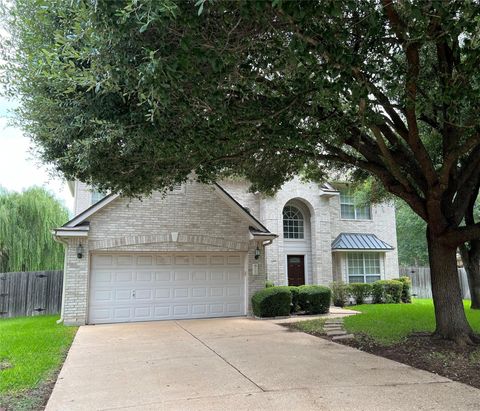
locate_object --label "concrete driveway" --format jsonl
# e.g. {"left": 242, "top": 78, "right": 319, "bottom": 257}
{"left": 46, "top": 318, "right": 480, "bottom": 411}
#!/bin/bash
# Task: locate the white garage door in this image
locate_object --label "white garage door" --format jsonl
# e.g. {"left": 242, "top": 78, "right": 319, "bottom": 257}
{"left": 88, "top": 253, "right": 246, "bottom": 324}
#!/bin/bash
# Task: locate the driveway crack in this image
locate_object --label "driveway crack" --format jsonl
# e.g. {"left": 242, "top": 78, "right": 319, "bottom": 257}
{"left": 174, "top": 321, "right": 266, "bottom": 392}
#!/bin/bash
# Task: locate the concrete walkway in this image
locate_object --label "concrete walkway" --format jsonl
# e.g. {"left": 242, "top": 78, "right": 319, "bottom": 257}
{"left": 46, "top": 318, "right": 480, "bottom": 411}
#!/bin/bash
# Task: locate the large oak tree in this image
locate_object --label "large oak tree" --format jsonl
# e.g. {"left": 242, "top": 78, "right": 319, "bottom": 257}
{"left": 3, "top": 0, "right": 480, "bottom": 343}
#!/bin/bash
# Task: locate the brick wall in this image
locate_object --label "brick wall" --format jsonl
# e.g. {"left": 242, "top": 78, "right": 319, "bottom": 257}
{"left": 62, "top": 181, "right": 265, "bottom": 325}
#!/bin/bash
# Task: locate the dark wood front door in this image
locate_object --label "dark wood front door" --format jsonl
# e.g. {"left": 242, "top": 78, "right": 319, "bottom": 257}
{"left": 287, "top": 255, "right": 305, "bottom": 286}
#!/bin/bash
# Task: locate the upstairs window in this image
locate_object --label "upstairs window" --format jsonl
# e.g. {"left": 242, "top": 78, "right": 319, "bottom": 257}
{"left": 340, "top": 190, "right": 371, "bottom": 220}
{"left": 91, "top": 189, "right": 106, "bottom": 205}
{"left": 283, "top": 205, "right": 304, "bottom": 239}
{"left": 347, "top": 252, "right": 381, "bottom": 283}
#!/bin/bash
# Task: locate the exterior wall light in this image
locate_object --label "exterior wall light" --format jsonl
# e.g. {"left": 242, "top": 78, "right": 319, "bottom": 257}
{"left": 77, "top": 243, "right": 84, "bottom": 259}
{"left": 254, "top": 245, "right": 261, "bottom": 260}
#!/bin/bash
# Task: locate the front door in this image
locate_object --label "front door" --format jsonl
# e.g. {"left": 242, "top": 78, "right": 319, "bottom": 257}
{"left": 287, "top": 255, "right": 305, "bottom": 286}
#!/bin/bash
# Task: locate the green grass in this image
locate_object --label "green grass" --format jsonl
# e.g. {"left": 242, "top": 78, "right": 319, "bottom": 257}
{"left": 344, "top": 299, "right": 480, "bottom": 345}
{"left": 0, "top": 316, "right": 77, "bottom": 409}
{"left": 289, "top": 318, "right": 326, "bottom": 334}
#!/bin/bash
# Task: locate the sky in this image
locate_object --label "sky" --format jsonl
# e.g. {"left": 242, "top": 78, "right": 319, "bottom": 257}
{"left": 0, "top": 94, "right": 74, "bottom": 213}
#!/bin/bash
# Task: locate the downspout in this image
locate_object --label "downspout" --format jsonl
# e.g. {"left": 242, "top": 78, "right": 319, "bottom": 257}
{"left": 53, "top": 231, "right": 68, "bottom": 324}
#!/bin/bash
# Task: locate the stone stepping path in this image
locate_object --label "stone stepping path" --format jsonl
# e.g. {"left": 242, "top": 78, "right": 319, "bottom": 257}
{"left": 323, "top": 317, "right": 354, "bottom": 341}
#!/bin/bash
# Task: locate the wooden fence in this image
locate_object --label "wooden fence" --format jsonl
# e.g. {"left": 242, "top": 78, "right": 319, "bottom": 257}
{"left": 0, "top": 270, "right": 63, "bottom": 318}
{"left": 400, "top": 266, "right": 471, "bottom": 299}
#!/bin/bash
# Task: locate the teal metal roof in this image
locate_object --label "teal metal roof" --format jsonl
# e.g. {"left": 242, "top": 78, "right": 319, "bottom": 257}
{"left": 332, "top": 233, "right": 394, "bottom": 251}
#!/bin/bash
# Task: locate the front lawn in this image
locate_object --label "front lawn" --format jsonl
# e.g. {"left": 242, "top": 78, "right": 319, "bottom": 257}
{"left": 0, "top": 316, "right": 77, "bottom": 410}
{"left": 344, "top": 298, "right": 480, "bottom": 345}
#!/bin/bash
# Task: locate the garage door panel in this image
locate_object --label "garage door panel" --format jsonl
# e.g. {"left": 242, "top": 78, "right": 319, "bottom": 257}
{"left": 173, "top": 271, "right": 190, "bottom": 281}
{"left": 155, "top": 271, "right": 171, "bottom": 281}
{"left": 89, "top": 253, "right": 245, "bottom": 324}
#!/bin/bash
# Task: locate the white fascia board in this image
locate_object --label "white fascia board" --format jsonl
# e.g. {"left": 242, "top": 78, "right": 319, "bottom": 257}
{"left": 63, "top": 194, "right": 119, "bottom": 227}
{"left": 52, "top": 228, "right": 89, "bottom": 238}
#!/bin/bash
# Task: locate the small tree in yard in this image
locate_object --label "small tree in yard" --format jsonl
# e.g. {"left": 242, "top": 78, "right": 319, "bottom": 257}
{"left": 0, "top": 187, "right": 68, "bottom": 272}
{"left": 3, "top": 1, "right": 480, "bottom": 344}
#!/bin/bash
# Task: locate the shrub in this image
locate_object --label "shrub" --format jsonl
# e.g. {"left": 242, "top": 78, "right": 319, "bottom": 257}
{"left": 251, "top": 286, "right": 292, "bottom": 317}
{"left": 398, "top": 276, "right": 412, "bottom": 303}
{"left": 265, "top": 280, "right": 275, "bottom": 288}
{"left": 330, "top": 281, "right": 349, "bottom": 307}
{"left": 371, "top": 280, "right": 403, "bottom": 304}
{"left": 348, "top": 283, "right": 372, "bottom": 305}
{"left": 297, "top": 285, "right": 331, "bottom": 314}
{"left": 288, "top": 286, "right": 300, "bottom": 313}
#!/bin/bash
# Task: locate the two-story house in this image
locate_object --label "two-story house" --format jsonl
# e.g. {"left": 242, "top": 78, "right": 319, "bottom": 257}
{"left": 53, "top": 177, "right": 398, "bottom": 325}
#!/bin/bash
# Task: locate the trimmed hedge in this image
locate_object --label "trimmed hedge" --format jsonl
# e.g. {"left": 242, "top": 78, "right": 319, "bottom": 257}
{"left": 348, "top": 283, "right": 372, "bottom": 305}
{"left": 265, "top": 280, "right": 275, "bottom": 288}
{"left": 288, "top": 286, "right": 300, "bottom": 313}
{"left": 372, "top": 280, "right": 403, "bottom": 304}
{"left": 398, "top": 276, "right": 412, "bottom": 303}
{"left": 297, "top": 285, "right": 331, "bottom": 314}
{"left": 252, "top": 286, "right": 292, "bottom": 317}
{"left": 330, "top": 281, "right": 349, "bottom": 307}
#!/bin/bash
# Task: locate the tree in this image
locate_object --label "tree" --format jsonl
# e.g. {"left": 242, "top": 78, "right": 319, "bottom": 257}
{"left": 3, "top": 1, "right": 480, "bottom": 343}
{"left": 0, "top": 187, "right": 68, "bottom": 272}
{"left": 459, "top": 188, "right": 480, "bottom": 309}
{"left": 395, "top": 200, "right": 428, "bottom": 267}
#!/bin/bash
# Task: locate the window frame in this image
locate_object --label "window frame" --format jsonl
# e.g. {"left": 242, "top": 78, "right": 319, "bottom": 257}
{"left": 339, "top": 189, "right": 372, "bottom": 220}
{"left": 346, "top": 252, "right": 382, "bottom": 283}
{"left": 282, "top": 205, "right": 305, "bottom": 240}
{"left": 90, "top": 189, "right": 106, "bottom": 205}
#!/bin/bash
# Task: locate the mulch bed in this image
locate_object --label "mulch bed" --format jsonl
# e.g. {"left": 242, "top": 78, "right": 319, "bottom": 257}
{"left": 335, "top": 333, "right": 480, "bottom": 389}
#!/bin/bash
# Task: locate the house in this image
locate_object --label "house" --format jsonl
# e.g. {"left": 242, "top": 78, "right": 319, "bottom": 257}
{"left": 53, "top": 177, "right": 398, "bottom": 325}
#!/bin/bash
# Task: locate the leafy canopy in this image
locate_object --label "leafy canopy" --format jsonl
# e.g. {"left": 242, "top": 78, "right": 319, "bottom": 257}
{"left": 3, "top": 0, "right": 480, "bottom": 245}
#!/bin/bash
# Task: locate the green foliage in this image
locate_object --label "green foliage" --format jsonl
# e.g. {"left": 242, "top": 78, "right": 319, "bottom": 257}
{"left": 348, "top": 283, "right": 372, "bottom": 305}
{"left": 297, "top": 285, "right": 331, "bottom": 314}
{"left": 0, "top": 187, "right": 68, "bottom": 272}
{"left": 251, "top": 286, "right": 292, "bottom": 317}
{"left": 344, "top": 299, "right": 480, "bottom": 345}
{"left": 288, "top": 286, "right": 300, "bottom": 313}
{"left": 395, "top": 200, "right": 429, "bottom": 266}
{"left": 330, "top": 281, "right": 349, "bottom": 308}
{"left": 3, "top": 0, "right": 480, "bottom": 206}
{"left": 0, "top": 315, "right": 77, "bottom": 403}
{"left": 265, "top": 280, "right": 275, "bottom": 288}
{"left": 372, "top": 280, "right": 403, "bottom": 304}
{"left": 398, "top": 276, "right": 412, "bottom": 303}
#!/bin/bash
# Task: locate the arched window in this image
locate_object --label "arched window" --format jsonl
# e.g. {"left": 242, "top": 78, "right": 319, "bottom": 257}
{"left": 283, "top": 205, "right": 304, "bottom": 239}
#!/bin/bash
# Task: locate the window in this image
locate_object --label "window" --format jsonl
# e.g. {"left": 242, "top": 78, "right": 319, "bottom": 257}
{"left": 283, "top": 205, "right": 304, "bottom": 239}
{"left": 91, "top": 190, "right": 106, "bottom": 205}
{"left": 340, "top": 190, "right": 371, "bottom": 220}
{"left": 347, "top": 252, "right": 381, "bottom": 283}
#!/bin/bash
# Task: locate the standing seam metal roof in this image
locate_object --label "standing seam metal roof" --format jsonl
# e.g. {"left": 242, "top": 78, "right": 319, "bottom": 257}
{"left": 331, "top": 233, "right": 394, "bottom": 250}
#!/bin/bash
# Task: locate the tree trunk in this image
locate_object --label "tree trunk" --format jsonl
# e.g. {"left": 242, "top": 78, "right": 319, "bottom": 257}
{"left": 427, "top": 229, "right": 475, "bottom": 345}
{"left": 459, "top": 242, "right": 480, "bottom": 310}
{"left": 466, "top": 263, "right": 480, "bottom": 309}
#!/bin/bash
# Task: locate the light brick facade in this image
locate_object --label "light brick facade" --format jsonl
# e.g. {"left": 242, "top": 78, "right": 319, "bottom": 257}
{"left": 59, "top": 176, "right": 398, "bottom": 325}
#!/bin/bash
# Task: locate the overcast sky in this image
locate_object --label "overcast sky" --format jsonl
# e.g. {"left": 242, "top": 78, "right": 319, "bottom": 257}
{"left": 0, "top": 94, "right": 74, "bottom": 213}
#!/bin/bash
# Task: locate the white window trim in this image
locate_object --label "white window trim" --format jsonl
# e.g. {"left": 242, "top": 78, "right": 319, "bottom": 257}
{"left": 283, "top": 205, "right": 305, "bottom": 239}
{"left": 345, "top": 252, "right": 382, "bottom": 283}
{"left": 339, "top": 191, "right": 372, "bottom": 221}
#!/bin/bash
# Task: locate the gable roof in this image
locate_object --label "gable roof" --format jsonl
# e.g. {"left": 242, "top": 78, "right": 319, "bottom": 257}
{"left": 63, "top": 194, "right": 119, "bottom": 228}
{"left": 331, "top": 233, "right": 394, "bottom": 251}
{"left": 213, "top": 183, "right": 270, "bottom": 233}
{"left": 61, "top": 183, "right": 272, "bottom": 234}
